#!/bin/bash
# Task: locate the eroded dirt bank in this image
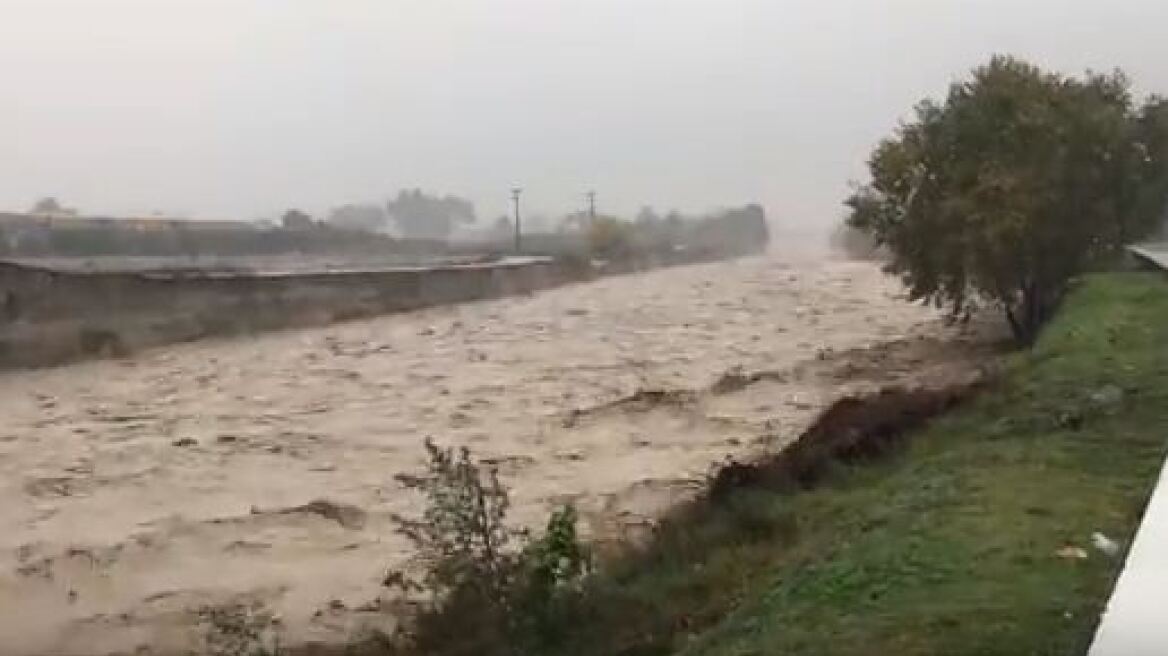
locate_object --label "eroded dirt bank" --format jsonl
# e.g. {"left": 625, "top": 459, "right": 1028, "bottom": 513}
{"left": 0, "top": 257, "right": 994, "bottom": 655}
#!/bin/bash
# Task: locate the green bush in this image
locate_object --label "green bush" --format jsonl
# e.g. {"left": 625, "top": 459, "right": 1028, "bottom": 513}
{"left": 386, "top": 439, "right": 590, "bottom": 656}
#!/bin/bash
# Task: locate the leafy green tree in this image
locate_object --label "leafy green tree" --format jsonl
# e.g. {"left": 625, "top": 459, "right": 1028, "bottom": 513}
{"left": 1130, "top": 97, "right": 1168, "bottom": 239}
{"left": 847, "top": 56, "right": 1168, "bottom": 344}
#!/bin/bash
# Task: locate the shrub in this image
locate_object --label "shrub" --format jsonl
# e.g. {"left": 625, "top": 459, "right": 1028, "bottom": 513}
{"left": 587, "top": 217, "right": 635, "bottom": 259}
{"left": 386, "top": 439, "right": 589, "bottom": 656}
{"left": 199, "top": 602, "right": 281, "bottom": 656}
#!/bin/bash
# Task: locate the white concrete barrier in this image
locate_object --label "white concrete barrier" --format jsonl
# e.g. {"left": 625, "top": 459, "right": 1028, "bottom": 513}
{"left": 1089, "top": 450, "right": 1168, "bottom": 655}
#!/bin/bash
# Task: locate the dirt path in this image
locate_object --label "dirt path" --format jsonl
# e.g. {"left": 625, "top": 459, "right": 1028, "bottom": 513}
{"left": 0, "top": 257, "right": 985, "bottom": 655}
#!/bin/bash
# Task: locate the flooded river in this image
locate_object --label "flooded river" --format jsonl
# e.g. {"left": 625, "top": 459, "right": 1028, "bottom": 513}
{"left": 0, "top": 257, "right": 962, "bottom": 654}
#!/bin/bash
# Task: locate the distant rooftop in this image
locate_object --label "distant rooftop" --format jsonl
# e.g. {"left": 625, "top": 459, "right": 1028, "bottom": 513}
{"left": 0, "top": 212, "right": 255, "bottom": 231}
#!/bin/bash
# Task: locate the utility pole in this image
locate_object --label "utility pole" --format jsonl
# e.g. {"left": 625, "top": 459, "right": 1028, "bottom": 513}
{"left": 586, "top": 190, "right": 596, "bottom": 226}
{"left": 511, "top": 187, "right": 523, "bottom": 254}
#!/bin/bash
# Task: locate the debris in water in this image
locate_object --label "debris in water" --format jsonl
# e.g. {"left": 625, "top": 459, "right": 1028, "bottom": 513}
{"left": 282, "top": 499, "right": 368, "bottom": 530}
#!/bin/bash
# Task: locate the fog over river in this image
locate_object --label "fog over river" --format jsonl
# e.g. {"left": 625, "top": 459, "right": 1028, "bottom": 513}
{"left": 0, "top": 256, "right": 973, "bottom": 654}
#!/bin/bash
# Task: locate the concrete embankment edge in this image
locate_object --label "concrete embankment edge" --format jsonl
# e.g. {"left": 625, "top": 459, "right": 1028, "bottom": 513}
{"left": 0, "top": 253, "right": 736, "bottom": 370}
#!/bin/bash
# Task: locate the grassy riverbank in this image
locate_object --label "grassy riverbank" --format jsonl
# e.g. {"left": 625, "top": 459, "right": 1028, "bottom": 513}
{"left": 675, "top": 273, "right": 1168, "bottom": 656}
{"left": 663, "top": 271, "right": 1168, "bottom": 653}
{"left": 527, "top": 273, "right": 1168, "bottom": 656}
{"left": 345, "top": 273, "right": 1168, "bottom": 656}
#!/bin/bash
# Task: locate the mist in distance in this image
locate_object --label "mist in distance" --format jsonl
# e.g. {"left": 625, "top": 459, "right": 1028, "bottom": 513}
{"left": 4, "top": 0, "right": 1168, "bottom": 233}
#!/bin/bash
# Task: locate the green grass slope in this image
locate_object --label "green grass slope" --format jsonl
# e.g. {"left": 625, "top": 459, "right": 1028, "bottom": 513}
{"left": 678, "top": 273, "right": 1168, "bottom": 656}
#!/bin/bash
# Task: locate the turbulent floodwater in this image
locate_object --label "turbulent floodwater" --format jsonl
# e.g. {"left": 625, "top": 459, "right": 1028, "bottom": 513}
{"left": 0, "top": 257, "right": 954, "bottom": 655}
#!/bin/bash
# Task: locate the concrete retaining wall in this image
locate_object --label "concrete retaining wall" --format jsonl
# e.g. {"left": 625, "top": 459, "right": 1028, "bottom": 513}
{"left": 0, "top": 258, "right": 583, "bottom": 369}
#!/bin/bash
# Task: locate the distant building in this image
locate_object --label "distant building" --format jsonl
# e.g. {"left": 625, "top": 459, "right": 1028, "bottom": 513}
{"left": 0, "top": 212, "right": 259, "bottom": 257}
{"left": 0, "top": 212, "right": 254, "bottom": 232}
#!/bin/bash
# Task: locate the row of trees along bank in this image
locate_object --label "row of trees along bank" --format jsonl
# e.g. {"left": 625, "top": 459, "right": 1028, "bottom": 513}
{"left": 1, "top": 192, "right": 768, "bottom": 262}
{"left": 847, "top": 55, "right": 1168, "bottom": 345}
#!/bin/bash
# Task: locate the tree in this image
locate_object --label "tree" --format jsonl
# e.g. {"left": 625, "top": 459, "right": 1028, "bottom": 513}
{"left": 683, "top": 205, "right": 770, "bottom": 257}
{"left": 326, "top": 204, "right": 388, "bottom": 233}
{"left": 719, "top": 204, "right": 770, "bottom": 252}
{"left": 29, "top": 197, "right": 75, "bottom": 216}
{"left": 1130, "top": 98, "right": 1168, "bottom": 239}
{"left": 847, "top": 55, "right": 1168, "bottom": 345}
{"left": 490, "top": 214, "right": 513, "bottom": 242}
{"left": 386, "top": 189, "right": 476, "bottom": 241}
{"left": 281, "top": 209, "right": 314, "bottom": 230}
{"left": 635, "top": 206, "right": 662, "bottom": 227}
{"left": 588, "top": 216, "right": 634, "bottom": 258}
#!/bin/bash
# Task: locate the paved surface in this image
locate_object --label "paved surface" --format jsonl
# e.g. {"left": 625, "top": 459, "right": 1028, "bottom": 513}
{"left": 1128, "top": 243, "right": 1168, "bottom": 271}
{"left": 1090, "top": 456, "right": 1168, "bottom": 656}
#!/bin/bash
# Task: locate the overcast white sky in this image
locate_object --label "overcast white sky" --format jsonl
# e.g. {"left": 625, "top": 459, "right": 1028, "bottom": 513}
{"left": 3, "top": 0, "right": 1168, "bottom": 227}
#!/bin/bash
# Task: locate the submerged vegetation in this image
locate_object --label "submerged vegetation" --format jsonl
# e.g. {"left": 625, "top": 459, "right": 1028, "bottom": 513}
{"left": 383, "top": 439, "right": 592, "bottom": 656}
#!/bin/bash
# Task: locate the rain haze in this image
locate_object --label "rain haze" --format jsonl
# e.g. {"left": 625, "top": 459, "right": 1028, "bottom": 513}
{"left": 4, "top": 0, "right": 1168, "bottom": 226}
{"left": 7, "top": 2, "right": 1168, "bottom": 655}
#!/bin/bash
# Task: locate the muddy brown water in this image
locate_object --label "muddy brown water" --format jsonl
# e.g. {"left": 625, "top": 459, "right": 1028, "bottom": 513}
{"left": 0, "top": 257, "right": 982, "bottom": 655}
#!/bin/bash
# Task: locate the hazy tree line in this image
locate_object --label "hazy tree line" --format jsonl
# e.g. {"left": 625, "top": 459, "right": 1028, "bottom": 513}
{"left": 480, "top": 204, "right": 769, "bottom": 263}
{"left": 314, "top": 190, "right": 769, "bottom": 260}
{"left": 847, "top": 55, "right": 1168, "bottom": 344}
{"left": 318, "top": 189, "right": 476, "bottom": 240}
{"left": 2, "top": 186, "right": 768, "bottom": 262}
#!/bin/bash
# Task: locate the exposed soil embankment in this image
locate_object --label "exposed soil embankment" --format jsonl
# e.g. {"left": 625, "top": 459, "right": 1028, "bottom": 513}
{"left": 709, "top": 379, "right": 986, "bottom": 501}
{"left": 569, "top": 329, "right": 997, "bottom": 553}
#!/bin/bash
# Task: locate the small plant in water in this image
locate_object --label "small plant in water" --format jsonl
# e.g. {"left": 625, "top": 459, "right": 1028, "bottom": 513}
{"left": 387, "top": 438, "right": 590, "bottom": 655}
{"left": 389, "top": 438, "right": 523, "bottom": 603}
{"left": 199, "top": 602, "right": 281, "bottom": 656}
